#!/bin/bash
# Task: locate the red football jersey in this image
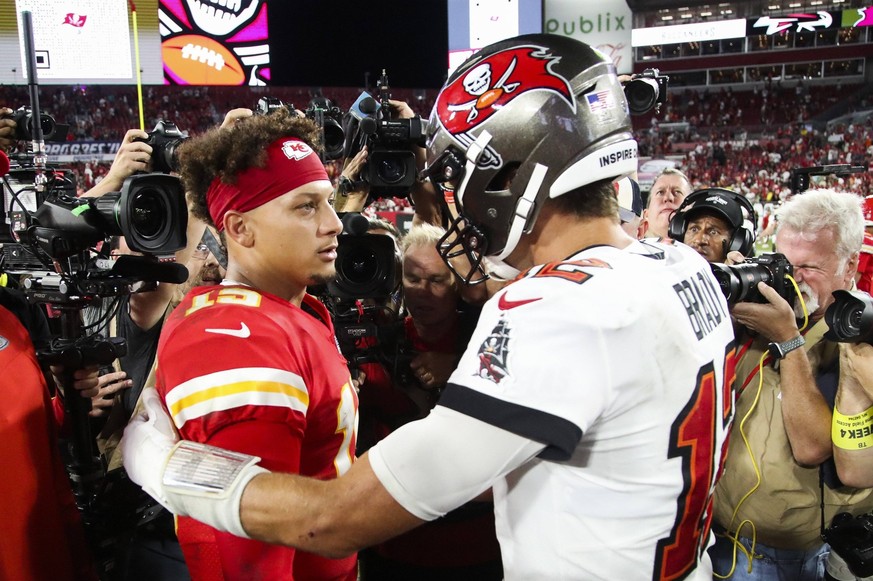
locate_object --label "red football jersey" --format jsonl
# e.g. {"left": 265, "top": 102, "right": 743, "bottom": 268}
{"left": 857, "top": 232, "right": 873, "bottom": 293}
{"left": 0, "top": 307, "right": 95, "bottom": 581}
{"left": 156, "top": 285, "right": 358, "bottom": 581}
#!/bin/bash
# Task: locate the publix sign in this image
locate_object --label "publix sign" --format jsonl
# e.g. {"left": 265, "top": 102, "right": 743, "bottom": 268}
{"left": 544, "top": 0, "right": 633, "bottom": 74}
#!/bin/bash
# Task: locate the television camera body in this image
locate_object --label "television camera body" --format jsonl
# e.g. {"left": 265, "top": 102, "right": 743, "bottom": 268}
{"left": 313, "top": 213, "right": 404, "bottom": 375}
{"left": 343, "top": 70, "right": 427, "bottom": 199}
{"left": 254, "top": 96, "right": 345, "bottom": 161}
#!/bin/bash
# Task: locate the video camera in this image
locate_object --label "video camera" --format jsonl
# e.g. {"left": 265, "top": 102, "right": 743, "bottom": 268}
{"left": 133, "top": 119, "right": 188, "bottom": 174}
{"left": 1, "top": 105, "right": 68, "bottom": 142}
{"left": 824, "top": 290, "right": 873, "bottom": 344}
{"left": 254, "top": 96, "right": 345, "bottom": 161}
{"left": 343, "top": 70, "right": 427, "bottom": 199}
{"left": 624, "top": 68, "right": 669, "bottom": 115}
{"left": 313, "top": 213, "right": 402, "bottom": 370}
{"left": 790, "top": 163, "right": 868, "bottom": 196}
{"left": 823, "top": 512, "right": 873, "bottom": 578}
{"left": 709, "top": 252, "right": 795, "bottom": 307}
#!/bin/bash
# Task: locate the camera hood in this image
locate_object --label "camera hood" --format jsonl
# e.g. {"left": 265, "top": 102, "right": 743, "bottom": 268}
{"left": 32, "top": 173, "right": 187, "bottom": 259}
{"left": 329, "top": 233, "right": 400, "bottom": 299}
{"left": 825, "top": 289, "right": 873, "bottom": 344}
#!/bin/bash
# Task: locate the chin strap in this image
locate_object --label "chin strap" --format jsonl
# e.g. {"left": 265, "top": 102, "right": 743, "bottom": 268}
{"left": 496, "top": 162, "right": 548, "bottom": 262}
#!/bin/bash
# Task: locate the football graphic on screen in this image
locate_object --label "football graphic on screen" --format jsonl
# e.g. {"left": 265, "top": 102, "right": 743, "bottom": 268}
{"left": 162, "top": 34, "right": 245, "bottom": 85}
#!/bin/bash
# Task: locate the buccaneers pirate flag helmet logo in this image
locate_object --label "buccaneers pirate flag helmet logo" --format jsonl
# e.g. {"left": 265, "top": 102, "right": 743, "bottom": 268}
{"left": 436, "top": 46, "right": 574, "bottom": 135}
{"left": 425, "top": 34, "right": 638, "bottom": 271}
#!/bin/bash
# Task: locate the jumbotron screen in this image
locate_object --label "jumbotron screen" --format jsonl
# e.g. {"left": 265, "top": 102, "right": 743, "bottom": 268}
{"left": 0, "top": 0, "right": 269, "bottom": 86}
{"left": 159, "top": 0, "right": 270, "bottom": 85}
{"left": 0, "top": 0, "right": 162, "bottom": 85}
{"left": 447, "top": 0, "right": 543, "bottom": 76}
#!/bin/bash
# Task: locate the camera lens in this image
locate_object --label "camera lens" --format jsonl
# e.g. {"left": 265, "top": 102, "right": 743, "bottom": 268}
{"left": 376, "top": 157, "right": 407, "bottom": 185}
{"left": 31, "top": 113, "right": 55, "bottom": 139}
{"left": 340, "top": 246, "right": 381, "bottom": 286}
{"left": 323, "top": 119, "right": 345, "bottom": 161}
{"left": 624, "top": 78, "right": 659, "bottom": 115}
{"left": 710, "top": 262, "right": 773, "bottom": 305}
{"left": 329, "top": 234, "right": 399, "bottom": 299}
{"left": 118, "top": 174, "right": 188, "bottom": 254}
{"left": 154, "top": 139, "right": 182, "bottom": 174}
{"left": 825, "top": 290, "right": 873, "bottom": 344}
{"left": 129, "top": 188, "right": 167, "bottom": 240}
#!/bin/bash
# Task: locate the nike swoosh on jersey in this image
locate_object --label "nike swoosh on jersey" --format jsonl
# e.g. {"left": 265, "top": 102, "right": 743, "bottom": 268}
{"left": 204, "top": 322, "right": 251, "bottom": 338}
{"left": 497, "top": 294, "right": 542, "bottom": 310}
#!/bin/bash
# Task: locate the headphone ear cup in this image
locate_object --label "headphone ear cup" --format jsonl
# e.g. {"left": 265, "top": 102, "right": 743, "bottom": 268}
{"left": 728, "top": 193, "right": 757, "bottom": 256}
{"left": 730, "top": 222, "right": 755, "bottom": 256}
{"left": 668, "top": 211, "right": 686, "bottom": 241}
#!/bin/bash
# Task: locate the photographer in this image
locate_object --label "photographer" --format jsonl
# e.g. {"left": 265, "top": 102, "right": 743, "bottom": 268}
{"left": 709, "top": 189, "right": 873, "bottom": 580}
{"left": 356, "top": 223, "right": 499, "bottom": 580}
{"left": 668, "top": 187, "right": 757, "bottom": 264}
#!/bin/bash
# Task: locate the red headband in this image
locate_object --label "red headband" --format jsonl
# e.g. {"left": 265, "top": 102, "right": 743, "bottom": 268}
{"left": 206, "top": 137, "right": 329, "bottom": 231}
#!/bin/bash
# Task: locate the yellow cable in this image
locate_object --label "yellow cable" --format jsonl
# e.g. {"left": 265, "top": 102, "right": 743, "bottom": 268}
{"left": 715, "top": 273, "right": 809, "bottom": 578}
{"left": 785, "top": 274, "right": 809, "bottom": 332}
{"left": 130, "top": 4, "right": 145, "bottom": 131}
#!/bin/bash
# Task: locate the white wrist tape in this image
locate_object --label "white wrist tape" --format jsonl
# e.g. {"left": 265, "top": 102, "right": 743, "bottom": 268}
{"left": 158, "top": 441, "right": 269, "bottom": 538}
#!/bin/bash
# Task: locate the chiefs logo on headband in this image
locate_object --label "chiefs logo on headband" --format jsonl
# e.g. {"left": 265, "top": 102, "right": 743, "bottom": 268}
{"left": 436, "top": 45, "right": 574, "bottom": 137}
{"left": 282, "top": 140, "right": 315, "bottom": 161}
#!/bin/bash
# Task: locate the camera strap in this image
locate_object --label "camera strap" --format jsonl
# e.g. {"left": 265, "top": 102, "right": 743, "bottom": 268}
{"left": 819, "top": 467, "right": 827, "bottom": 540}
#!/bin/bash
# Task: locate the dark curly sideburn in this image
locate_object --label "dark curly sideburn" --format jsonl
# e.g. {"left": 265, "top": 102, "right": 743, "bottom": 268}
{"left": 178, "top": 109, "right": 322, "bottom": 229}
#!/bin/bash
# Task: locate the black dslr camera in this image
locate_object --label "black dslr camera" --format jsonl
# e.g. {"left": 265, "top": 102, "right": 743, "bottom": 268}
{"left": 823, "top": 512, "right": 873, "bottom": 577}
{"left": 343, "top": 70, "right": 427, "bottom": 198}
{"left": 824, "top": 290, "right": 873, "bottom": 344}
{"left": 624, "top": 68, "right": 669, "bottom": 115}
{"left": 253, "top": 96, "right": 345, "bottom": 161}
{"left": 2, "top": 105, "right": 63, "bottom": 141}
{"left": 710, "top": 252, "right": 795, "bottom": 307}
{"left": 133, "top": 120, "right": 188, "bottom": 174}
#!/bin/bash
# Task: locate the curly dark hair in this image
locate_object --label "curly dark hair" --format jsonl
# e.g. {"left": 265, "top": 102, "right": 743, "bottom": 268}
{"left": 178, "top": 109, "right": 322, "bottom": 228}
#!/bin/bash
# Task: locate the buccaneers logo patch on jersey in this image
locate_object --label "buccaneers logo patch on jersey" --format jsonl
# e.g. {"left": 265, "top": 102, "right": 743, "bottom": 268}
{"left": 436, "top": 45, "right": 574, "bottom": 136}
{"left": 476, "top": 318, "right": 513, "bottom": 384}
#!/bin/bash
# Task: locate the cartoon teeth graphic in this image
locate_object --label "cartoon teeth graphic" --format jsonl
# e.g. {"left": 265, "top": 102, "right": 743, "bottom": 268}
{"left": 186, "top": 0, "right": 261, "bottom": 37}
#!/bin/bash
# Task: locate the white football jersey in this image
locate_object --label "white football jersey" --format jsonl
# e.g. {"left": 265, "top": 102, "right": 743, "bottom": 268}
{"left": 437, "top": 240, "right": 736, "bottom": 580}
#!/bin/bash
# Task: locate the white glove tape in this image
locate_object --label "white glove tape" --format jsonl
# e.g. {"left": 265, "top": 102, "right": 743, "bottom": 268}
{"left": 160, "top": 441, "right": 268, "bottom": 539}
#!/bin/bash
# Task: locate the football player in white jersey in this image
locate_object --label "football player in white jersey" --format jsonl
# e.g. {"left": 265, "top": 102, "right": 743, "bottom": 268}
{"left": 121, "top": 34, "right": 736, "bottom": 580}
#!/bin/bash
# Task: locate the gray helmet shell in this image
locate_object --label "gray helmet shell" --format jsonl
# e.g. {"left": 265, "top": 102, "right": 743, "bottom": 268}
{"left": 426, "top": 33, "right": 638, "bottom": 260}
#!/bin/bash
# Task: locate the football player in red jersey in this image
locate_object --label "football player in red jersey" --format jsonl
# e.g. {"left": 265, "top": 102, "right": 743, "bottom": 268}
{"left": 855, "top": 195, "right": 873, "bottom": 293}
{"left": 123, "top": 35, "right": 734, "bottom": 580}
{"left": 148, "top": 108, "right": 357, "bottom": 581}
